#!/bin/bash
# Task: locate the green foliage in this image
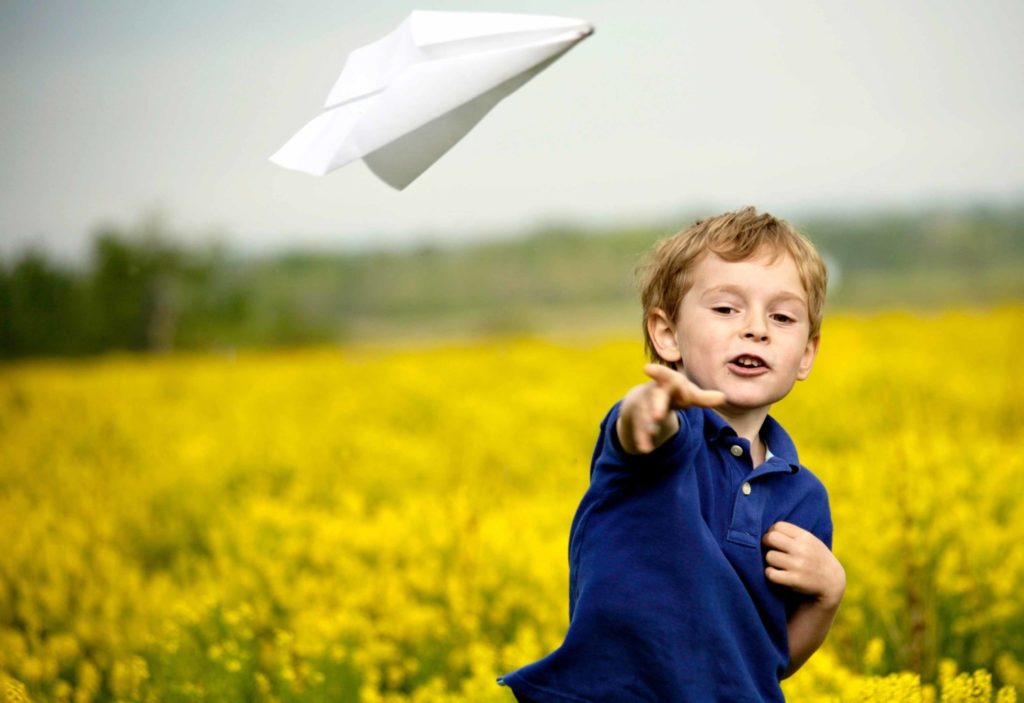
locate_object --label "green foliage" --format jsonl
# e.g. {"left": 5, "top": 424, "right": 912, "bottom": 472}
{"left": 0, "top": 217, "right": 335, "bottom": 359}
{"left": 1, "top": 205, "right": 1022, "bottom": 359}
{"left": 0, "top": 251, "right": 89, "bottom": 356}
{"left": 89, "top": 228, "right": 184, "bottom": 351}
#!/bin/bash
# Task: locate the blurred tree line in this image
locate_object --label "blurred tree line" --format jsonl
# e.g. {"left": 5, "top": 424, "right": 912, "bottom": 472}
{"left": 1, "top": 204, "right": 1022, "bottom": 359}
{"left": 0, "top": 216, "right": 328, "bottom": 359}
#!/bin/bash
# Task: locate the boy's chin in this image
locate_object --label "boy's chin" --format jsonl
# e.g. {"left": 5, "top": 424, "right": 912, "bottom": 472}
{"left": 717, "top": 394, "right": 775, "bottom": 414}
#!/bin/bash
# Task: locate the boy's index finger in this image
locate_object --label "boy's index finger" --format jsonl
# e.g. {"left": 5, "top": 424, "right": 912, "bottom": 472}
{"left": 643, "top": 363, "right": 678, "bottom": 387}
{"left": 769, "top": 521, "right": 805, "bottom": 537}
{"left": 643, "top": 364, "right": 726, "bottom": 409}
{"left": 684, "top": 386, "right": 727, "bottom": 408}
{"left": 764, "top": 521, "right": 805, "bottom": 544}
{"left": 762, "top": 530, "right": 793, "bottom": 552}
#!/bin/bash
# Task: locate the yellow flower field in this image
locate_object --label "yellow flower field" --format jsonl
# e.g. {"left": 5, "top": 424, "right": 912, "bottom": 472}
{"left": 1, "top": 308, "right": 1022, "bottom": 702}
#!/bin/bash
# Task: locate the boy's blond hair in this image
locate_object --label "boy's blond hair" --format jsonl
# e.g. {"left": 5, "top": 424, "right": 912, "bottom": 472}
{"left": 638, "top": 206, "right": 827, "bottom": 365}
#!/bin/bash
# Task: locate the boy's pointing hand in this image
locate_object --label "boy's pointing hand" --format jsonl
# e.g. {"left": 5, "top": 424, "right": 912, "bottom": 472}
{"left": 643, "top": 364, "right": 727, "bottom": 410}
{"left": 616, "top": 364, "right": 726, "bottom": 454}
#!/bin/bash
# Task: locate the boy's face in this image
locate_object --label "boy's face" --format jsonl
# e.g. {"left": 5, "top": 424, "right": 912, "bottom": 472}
{"left": 654, "top": 249, "right": 819, "bottom": 414}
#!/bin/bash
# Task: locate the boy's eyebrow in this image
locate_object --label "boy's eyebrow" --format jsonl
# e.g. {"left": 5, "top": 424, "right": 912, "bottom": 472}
{"left": 701, "top": 284, "right": 807, "bottom": 304}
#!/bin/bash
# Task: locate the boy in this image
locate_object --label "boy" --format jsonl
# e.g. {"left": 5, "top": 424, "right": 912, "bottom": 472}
{"left": 499, "top": 207, "right": 845, "bottom": 702}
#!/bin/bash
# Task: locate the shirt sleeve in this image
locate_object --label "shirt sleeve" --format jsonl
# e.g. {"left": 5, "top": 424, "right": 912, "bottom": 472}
{"left": 589, "top": 400, "right": 695, "bottom": 480}
{"left": 781, "top": 474, "right": 833, "bottom": 616}
{"left": 778, "top": 469, "right": 833, "bottom": 550}
{"left": 806, "top": 479, "right": 833, "bottom": 551}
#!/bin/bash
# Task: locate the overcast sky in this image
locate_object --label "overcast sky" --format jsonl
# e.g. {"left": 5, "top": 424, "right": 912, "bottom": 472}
{"left": 2, "top": 1, "right": 1022, "bottom": 262}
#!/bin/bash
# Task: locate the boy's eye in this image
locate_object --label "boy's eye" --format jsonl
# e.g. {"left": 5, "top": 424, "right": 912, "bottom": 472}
{"left": 712, "top": 306, "right": 736, "bottom": 314}
{"left": 771, "top": 313, "right": 795, "bottom": 324}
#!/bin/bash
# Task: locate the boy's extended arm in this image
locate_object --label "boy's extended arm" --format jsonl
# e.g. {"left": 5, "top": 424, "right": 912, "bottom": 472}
{"left": 616, "top": 364, "right": 725, "bottom": 454}
{"left": 762, "top": 521, "right": 846, "bottom": 678}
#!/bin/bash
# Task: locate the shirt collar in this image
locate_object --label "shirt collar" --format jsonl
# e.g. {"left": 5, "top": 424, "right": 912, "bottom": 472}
{"left": 700, "top": 408, "right": 801, "bottom": 474}
{"left": 759, "top": 414, "right": 800, "bottom": 468}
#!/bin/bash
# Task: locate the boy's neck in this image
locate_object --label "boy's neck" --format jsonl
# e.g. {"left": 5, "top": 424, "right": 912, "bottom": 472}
{"left": 712, "top": 406, "right": 769, "bottom": 465}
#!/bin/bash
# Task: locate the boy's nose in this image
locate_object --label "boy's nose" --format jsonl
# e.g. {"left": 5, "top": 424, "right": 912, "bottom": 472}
{"left": 743, "top": 322, "right": 768, "bottom": 342}
{"left": 741, "top": 311, "right": 769, "bottom": 341}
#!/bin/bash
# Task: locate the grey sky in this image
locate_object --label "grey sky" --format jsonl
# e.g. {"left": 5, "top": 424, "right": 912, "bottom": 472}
{"left": 2, "top": 1, "right": 1022, "bottom": 262}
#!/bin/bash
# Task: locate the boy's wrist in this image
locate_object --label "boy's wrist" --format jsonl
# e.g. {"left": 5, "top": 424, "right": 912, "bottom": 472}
{"left": 616, "top": 406, "right": 680, "bottom": 455}
{"left": 813, "top": 572, "right": 846, "bottom": 611}
{"left": 813, "top": 592, "right": 842, "bottom": 612}
{"left": 648, "top": 411, "right": 680, "bottom": 448}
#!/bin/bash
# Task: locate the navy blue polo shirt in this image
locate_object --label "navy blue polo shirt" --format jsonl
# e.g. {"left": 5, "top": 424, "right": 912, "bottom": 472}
{"left": 499, "top": 402, "right": 832, "bottom": 702}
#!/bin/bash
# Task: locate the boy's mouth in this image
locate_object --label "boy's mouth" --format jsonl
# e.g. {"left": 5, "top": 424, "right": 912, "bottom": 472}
{"left": 728, "top": 354, "right": 769, "bottom": 374}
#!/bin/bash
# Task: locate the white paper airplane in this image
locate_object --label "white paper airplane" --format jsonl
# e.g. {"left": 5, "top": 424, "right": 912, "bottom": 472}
{"left": 269, "top": 10, "right": 593, "bottom": 190}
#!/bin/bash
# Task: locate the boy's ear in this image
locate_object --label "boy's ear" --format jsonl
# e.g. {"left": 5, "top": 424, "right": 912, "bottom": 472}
{"left": 647, "top": 307, "right": 682, "bottom": 364}
{"left": 796, "top": 334, "right": 820, "bottom": 381}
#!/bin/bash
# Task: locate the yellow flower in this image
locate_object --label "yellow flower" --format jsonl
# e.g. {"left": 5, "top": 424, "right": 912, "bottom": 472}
{"left": 1, "top": 309, "right": 1022, "bottom": 701}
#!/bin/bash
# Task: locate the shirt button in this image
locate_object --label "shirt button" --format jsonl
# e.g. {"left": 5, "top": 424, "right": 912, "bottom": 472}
{"left": 730, "top": 445, "right": 743, "bottom": 457}
{"left": 742, "top": 482, "right": 752, "bottom": 496}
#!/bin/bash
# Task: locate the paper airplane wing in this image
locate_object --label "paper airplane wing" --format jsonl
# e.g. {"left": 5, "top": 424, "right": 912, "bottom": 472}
{"left": 269, "top": 11, "right": 592, "bottom": 189}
